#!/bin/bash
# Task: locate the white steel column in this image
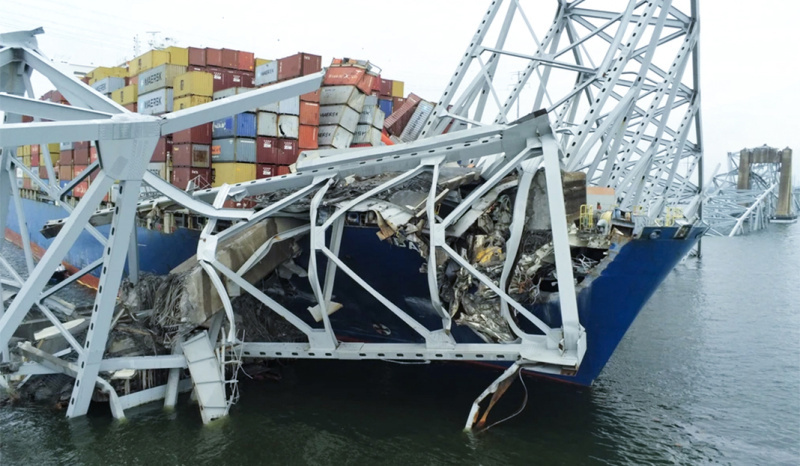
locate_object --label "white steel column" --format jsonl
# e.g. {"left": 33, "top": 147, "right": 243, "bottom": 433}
{"left": 67, "top": 176, "right": 143, "bottom": 417}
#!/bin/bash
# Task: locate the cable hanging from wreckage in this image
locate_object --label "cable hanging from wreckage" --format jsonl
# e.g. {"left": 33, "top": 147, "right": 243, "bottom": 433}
{"left": 0, "top": 0, "right": 705, "bottom": 430}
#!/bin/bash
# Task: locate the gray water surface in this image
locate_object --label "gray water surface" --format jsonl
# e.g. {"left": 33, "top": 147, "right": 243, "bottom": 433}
{"left": 1, "top": 224, "right": 798, "bottom": 465}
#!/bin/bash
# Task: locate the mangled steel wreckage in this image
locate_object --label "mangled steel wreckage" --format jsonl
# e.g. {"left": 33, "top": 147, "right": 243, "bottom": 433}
{"left": 1, "top": 0, "right": 706, "bottom": 430}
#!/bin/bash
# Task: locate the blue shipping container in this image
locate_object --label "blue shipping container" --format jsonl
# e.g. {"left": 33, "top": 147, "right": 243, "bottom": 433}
{"left": 59, "top": 179, "right": 72, "bottom": 196}
{"left": 378, "top": 98, "right": 393, "bottom": 118}
{"left": 212, "top": 113, "right": 257, "bottom": 139}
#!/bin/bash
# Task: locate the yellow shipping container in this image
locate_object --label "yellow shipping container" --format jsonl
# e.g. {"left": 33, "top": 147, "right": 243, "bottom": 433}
{"left": 130, "top": 50, "right": 171, "bottom": 75}
{"left": 165, "top": 46, "right": 189, "bottom": 66}
{"left": 255, "top": 58, "right": 272, "bottom": 67}
{"left": 112, "top": 84, "right": 138, "bottom": 105}
{"left": 173, "top": 95, "right": 212, "bottom": 110}
{"left": 47, "top": 150, "right": 59, "bottom": 165}
{"left": 17, "top": 145, "right": 31, "bottom": 156}
{"left": 391, "top": 80, "right": 404, "bottom": 98}
{"left": 22, "top": 154, "right": 32, "bottom": 167}
{"left": 88, "top": 66, "right": 127, "bottom": 83}
{"left": 173, "top": 71, "right": 213, "bottom": 98}
{"left": 212, "top": 162, "right": 256, "bottom": 187}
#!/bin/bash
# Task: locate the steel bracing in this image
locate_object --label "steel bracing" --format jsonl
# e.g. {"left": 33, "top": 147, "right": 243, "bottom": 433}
{"left": 702, "top": 147, "right": 797, "bottom": 236}
{"left": 0, "top": 0, "right": 703, "bottom": 428}
{"left": 419, "top": 0, "right": 703, "bottom": 222}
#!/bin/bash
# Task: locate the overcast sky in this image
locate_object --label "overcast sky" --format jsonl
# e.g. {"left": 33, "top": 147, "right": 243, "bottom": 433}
{"left": 3, "top": 0, "right": 798, "bottom": 183}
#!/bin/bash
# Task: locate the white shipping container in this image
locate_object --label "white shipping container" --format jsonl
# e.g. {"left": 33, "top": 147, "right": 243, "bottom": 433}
{"left": 91, "top": 77, "right": 125, "bottom": 94}
{"left": 319, "top": 85, "right": 366, "bottom": 112}
{"left": 60, "top": 142, "right": 74, "bottom": 151}
{"left": 258, "top": 100, "right": 280, "bottom": 113}
{"left": 257, "top": 111, "right": 279, "bottom": 137}
{"left": 278, "top": 96, "right": 300, "bottom": 115}
{"left": 278, "top": 115, "right": 299, "bottom": 139}
{"left": 399, "top": 100, "right": 435, "bottom": 142}
{"left": 363, "top": 95, "right": 378, "bottom": 107}
{"left": 317, "top": 125, "right": 353, "bottom": 149}
{"left": 254, "top": 61, "right": 278, "bottom": 86}
{"left": 352, "top": 124, "right": 383, "bottom": 146}
{"left": 147, "top": 162, "right": 168, "bottom": 180}
{"left": 358, "top": 105, "right": 385, "bottom": 129}
{"left": 138, "top": 64, "right": 187, "bottom": 94}
{"left": 138, "top": 88, "right": 174, "bottom": 115}
{"left": 319, "top": 105, "right": 361, "bottom": 133}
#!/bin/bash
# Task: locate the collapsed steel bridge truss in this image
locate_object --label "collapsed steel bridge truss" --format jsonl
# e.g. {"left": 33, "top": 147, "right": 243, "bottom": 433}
{"left": 702, "top": 147, "right": 797, "bottom": 236}
{"left": 0, "top": 0, "right": 703, "bottom": 428}
{"left": 421, "top": 0, "right": 703, "bottom": 222}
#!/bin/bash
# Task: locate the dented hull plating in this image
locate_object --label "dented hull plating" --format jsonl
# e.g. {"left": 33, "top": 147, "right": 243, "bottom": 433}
{"left": 279, "top": 224, "right": 705, "bottom": 387}
{"left": 5, "top": 195, "right": 702, "bottom": 387}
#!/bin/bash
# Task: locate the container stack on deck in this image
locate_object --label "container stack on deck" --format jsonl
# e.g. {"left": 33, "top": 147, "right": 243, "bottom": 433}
{"left": 19, "top": 44, "right": 436, "bottom": 206}
{"left": 250, "top": 52, "right": 323, "bottom": 178}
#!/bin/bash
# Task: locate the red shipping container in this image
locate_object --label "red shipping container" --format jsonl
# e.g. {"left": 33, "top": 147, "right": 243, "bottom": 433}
{"left": 73, "top": 181, "right": 89, "bottom": 198}
{"left": 237, "top": 51, "right": 255, "bottom": 71}
{"left": 379, "top": 78, "right": 393, "bottom": 97}
{"left": 256, "top": 136, "right": 279, "bottom": 164}
{"left": 210, "top": 68, "right": 255, "bottom": 91}
{"left": 298, "top": 125, "right": 318, "bottom": 150}
{"left": 172, "top": 143, "right": 211, "bottom": 168}
{"left": 90, "top": 146, "right": 98, "bottom": 163}
{"left": 74, "top": 141, "right": 89, "bottom": 150}
{"left": 300, "top": 89, "right": 320, "bottom": 103}
{"left": 39, "top": 165, "right": 48, "bottom": 178}
{"left": 74, "top": 146, "right": 90, "bottom": 165}
{"left": 31, "top": 153, "right": 40, "bottom": 167}
{"left": 22, "top": 178, "right": 32, "bottom": 190}
{"left": 31, "top": 144, "right": 40, "bottom": 156}
{"left": 124, "top": 103, "right": 137, "bottom": 112}
{"left": 221, "top": 48, "right": 238, "bottom": 69}
{"left": 323, "top": 66, "right": 365, "bottom": 87}
{"left": 73, "top": 164, "right": 88, "bottom": 179}
{"left": 277, "top": 52, "right": 322, "bottom": 81}
{"left": 276, "top": 165, "right": 291, "bottom": 176}
{"left": 277, "top": 139, "right": 298, "bottom": 165}
{"left": 187, "top": 65, "right": 206, "bottom": 72}
{"left": 22, "top": 115, "right": 34, "bottom": 123}
{"left": 385, "top": 94, "right": 421, "bottom": 136}
{"left": 173, "top": 123, "right": 213, "bottom": 145}
{"left": 256, "top": 164, "right": 275, "bottom": 179}
{"left": 171, "top": 167, "right": 213, "bottom": 189}
{"left": 298, "top": 102, "right": 319, "bottom": 126}
{"left": 59, "top": 149, "right": 74, "bottom": 166}
{"left": 392, "top": 97, "right": 406, "bottom": 110}
{"left": 150, "top": 137, "right": 171, "bottom": 163}
{"left": 206, "top": 48, "right": 223, "bottom": 67}
{"left": 188, "top": 47, "right": 206, "bottom": 66}
{"left": 358, "top": 72, "right": 381, "bottom": 95}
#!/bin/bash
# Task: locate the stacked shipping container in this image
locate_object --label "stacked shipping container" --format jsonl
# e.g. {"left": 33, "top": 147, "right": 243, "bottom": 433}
{"left": 251, "top": 52, "right": 322, "bottom": 178}
{"left": 23, "top": 44, "right": 426, "bottom": 207}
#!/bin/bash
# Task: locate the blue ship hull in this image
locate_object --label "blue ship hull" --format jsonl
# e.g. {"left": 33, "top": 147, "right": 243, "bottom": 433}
{"left": 5, "top": 197, "right": 703, "bottom": 387}
{"left": 5, "top": 198, "right": 200, "bottom": 286}
{"left": 278, "top": 224, "right": 705, "bottom": 386}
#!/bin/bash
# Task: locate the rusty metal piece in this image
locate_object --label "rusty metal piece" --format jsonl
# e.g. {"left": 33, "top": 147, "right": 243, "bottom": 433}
{"left": 465, "top": 362, "right": 522, "bottom": 432}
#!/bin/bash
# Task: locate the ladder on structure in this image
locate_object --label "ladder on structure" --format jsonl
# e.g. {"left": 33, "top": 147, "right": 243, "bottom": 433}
{"left": 182, "top": 330, "right": 241, "bottom": 423}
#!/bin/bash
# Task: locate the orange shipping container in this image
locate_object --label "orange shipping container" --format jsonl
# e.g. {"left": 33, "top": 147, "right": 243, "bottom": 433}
{"left": 301, "top": 89, "right": 320, "bottom": 103}
{"left": 298, "top": 125, "right": 318, "bottom": 150}
{"left": 298, "top": 102, "right": 320, "bottom": 126}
